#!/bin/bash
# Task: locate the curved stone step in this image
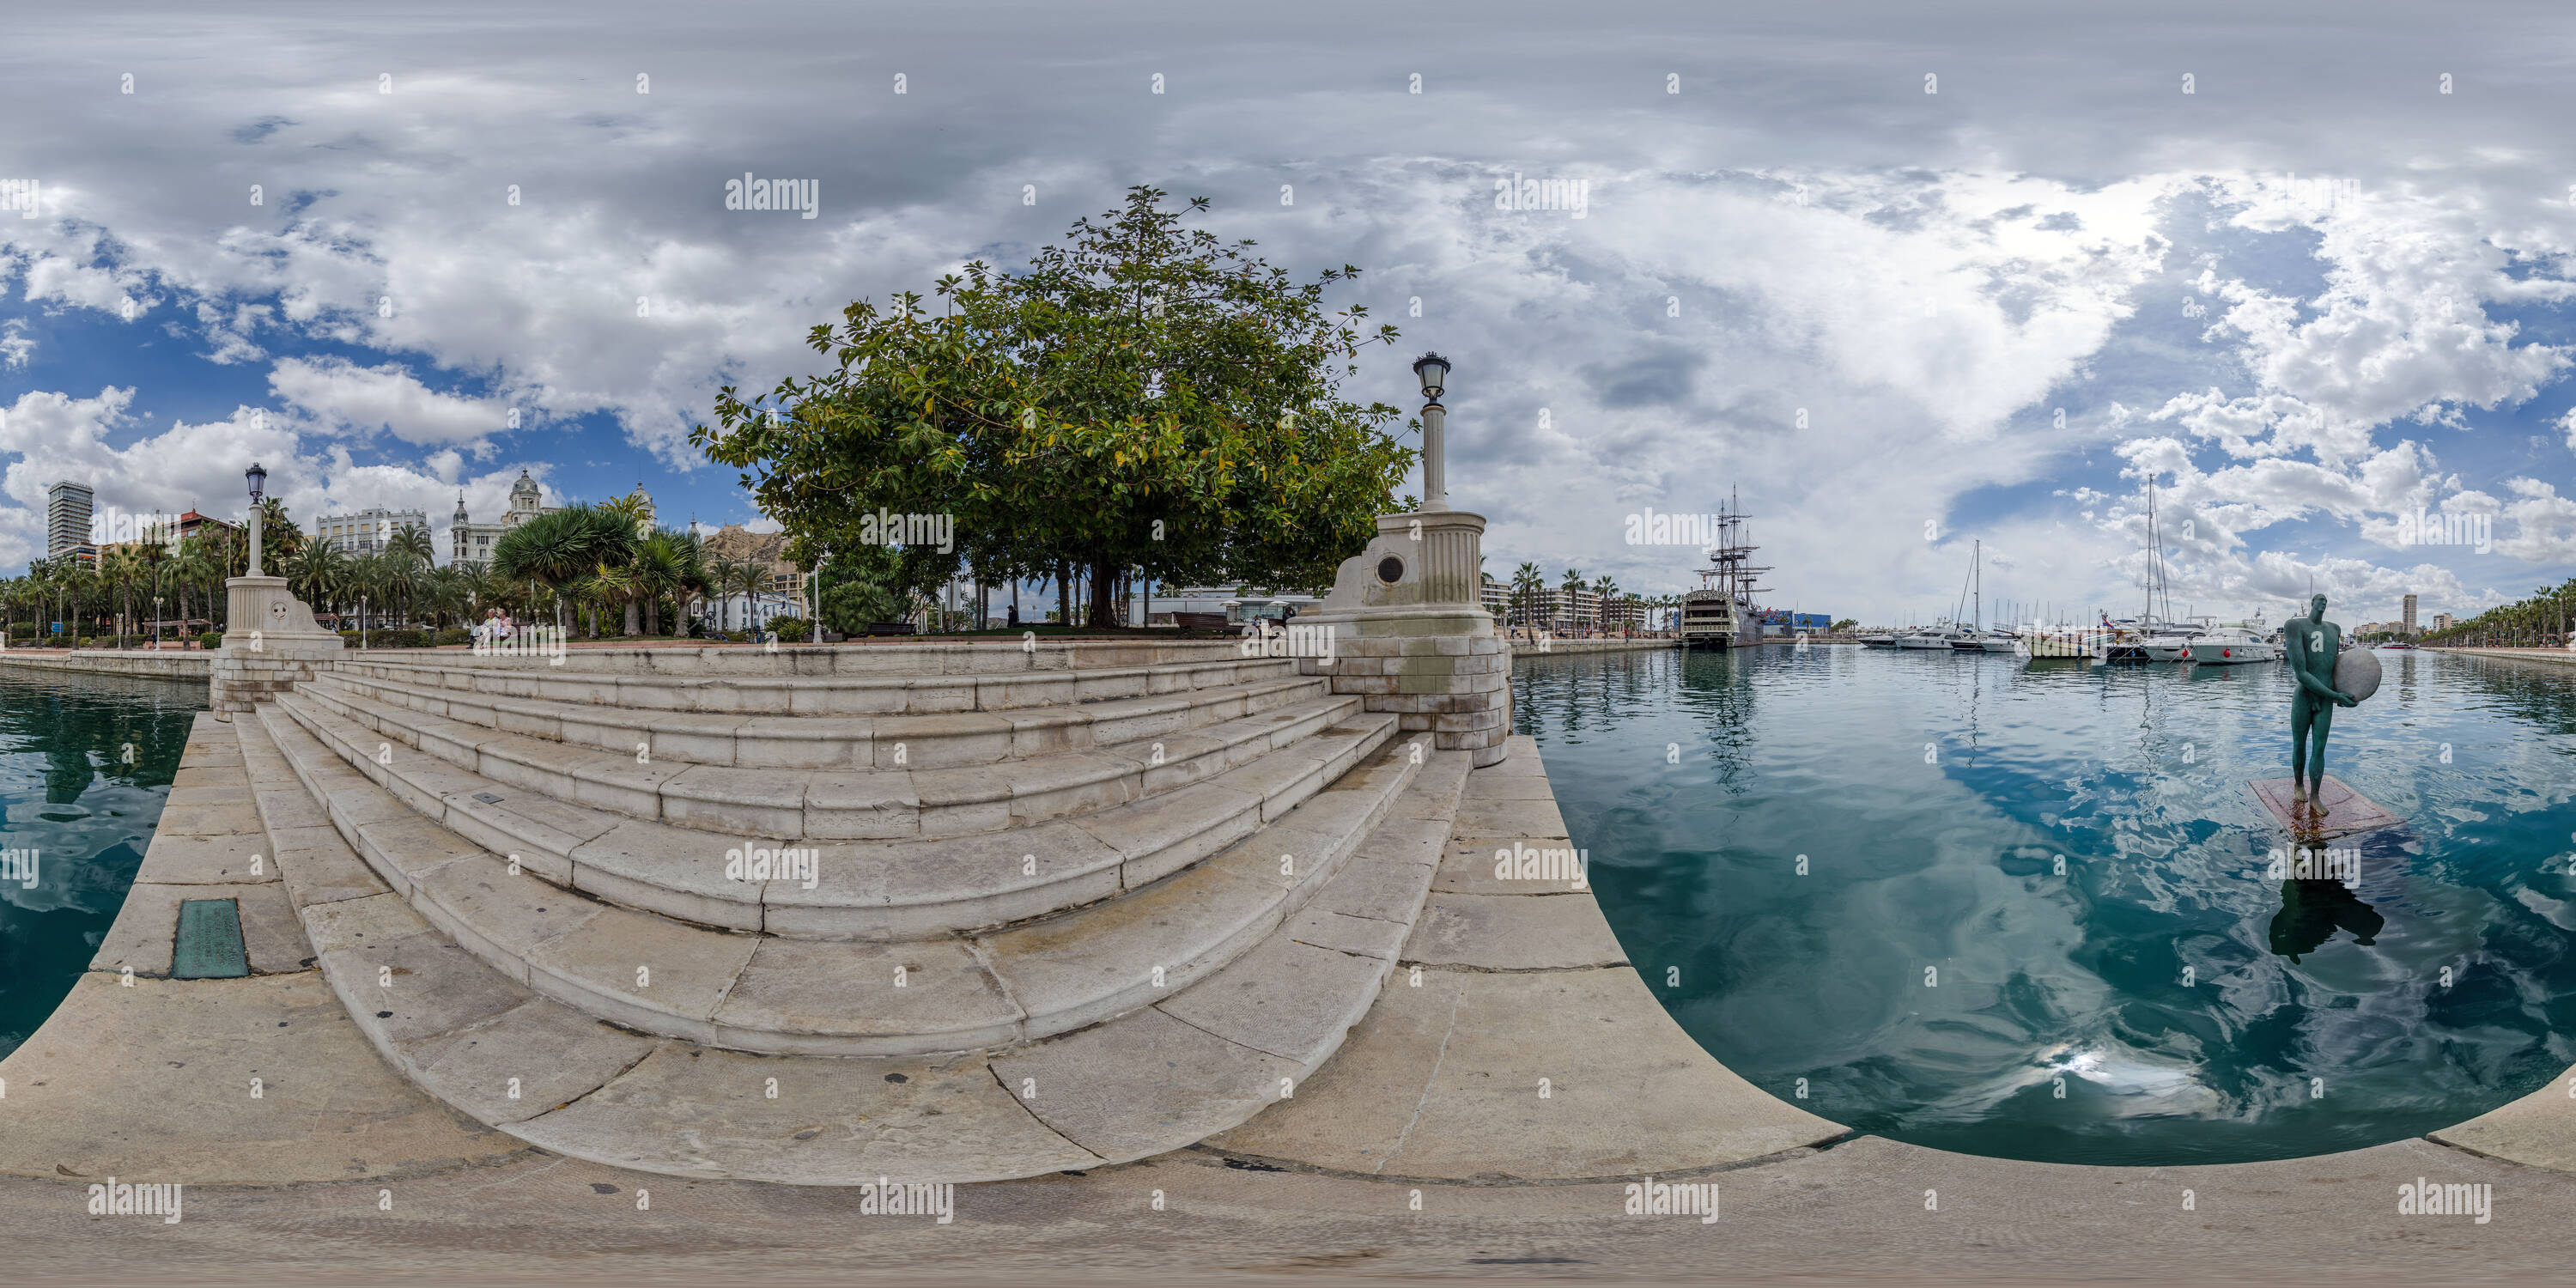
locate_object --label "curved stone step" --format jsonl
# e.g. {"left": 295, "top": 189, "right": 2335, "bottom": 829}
{"left": 270, "top": 690, "right": 1397, "bottom": 939}
{"left": 253, "top": 696, "right": 1431, "bottom": 1057}
{"left": 339, "top": 639, "right": 1277, "bottom": 701}
{"left": 303, "top": 670, "right": 1340, "bottom": 831}
{"left": 322, "top": 661, "right": 1322, "bottom": 769}
{"left": 237, "top": 707, "right": 1464, "bottom": 1183}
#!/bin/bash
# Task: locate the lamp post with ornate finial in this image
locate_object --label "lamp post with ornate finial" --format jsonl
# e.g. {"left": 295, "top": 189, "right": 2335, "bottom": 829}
{"left": 245, "top": 461, "right": 267, "bottom": 578}
{"left": 1412, "top": 352, "right": 1449, "bottom": 512}
{"left": 1291, "top": 349, "right": 1513, "bottom": 767}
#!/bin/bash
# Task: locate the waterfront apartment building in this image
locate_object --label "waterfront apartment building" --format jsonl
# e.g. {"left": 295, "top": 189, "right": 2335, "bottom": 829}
{"left": 2433, "top": 612, "right": 2455, "bottom": 633}
{"left": 46, "top": 480, "right": 96, "bottom": 568}
{"left": 315, "top": 506, "right": 429, "bottom": 558}
{"left": 2402, "top": 593, "right": 2418, "bottom": 636}
{"left": 1485, "top": 582, "right": 1607, "bottom": 632}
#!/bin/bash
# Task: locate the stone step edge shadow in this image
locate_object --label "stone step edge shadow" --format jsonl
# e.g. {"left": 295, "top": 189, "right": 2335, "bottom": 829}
{"left": 314, "top": 665, "right": 1330, "bottom": 769}
{"left": 334, "top": 652, "right": 1309, "bottom": 715}
{"left": 301, "top": 671, "right": 1358, "bottom": 838}
{"left": 237, "top": 708, "right": 1472, "bottom": 1185}
{"left": 267, "top": 687, "right": 1400, "bottom": 941}
{"left": 255, "top": 699, "right": 1431, "bottom": 1058}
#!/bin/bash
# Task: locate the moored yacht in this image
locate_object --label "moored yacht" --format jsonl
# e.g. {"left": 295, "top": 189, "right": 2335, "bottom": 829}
{"left": 2186, "top": 625, "right": 2280, "bottom": 665}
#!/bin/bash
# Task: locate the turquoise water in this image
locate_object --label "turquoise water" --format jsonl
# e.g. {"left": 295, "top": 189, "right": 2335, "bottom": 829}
{"left": 1516, "top": 645, "right": 2576, "bottom": 1165}
{"left": 0, "top": 670, "right": 201, "bottom": 1060}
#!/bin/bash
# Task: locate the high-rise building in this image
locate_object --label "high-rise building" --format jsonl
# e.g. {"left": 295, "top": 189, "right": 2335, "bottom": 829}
{"left": 314, "top": 507, "right": 430, "bottom": 557}
{"left": 2433, "top": 612, "right": 2455, "bottom": 632}
{"left": 2402, "top": 593, "right": 2418, "bottom": 636}
{"left": 45, "top": 481, "right": 96, "bottom": 568}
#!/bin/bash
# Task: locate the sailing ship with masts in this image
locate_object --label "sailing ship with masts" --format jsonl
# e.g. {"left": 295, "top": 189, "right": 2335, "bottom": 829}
{"left": 1680, "top": 492, "right": 1768, "bottom": 649}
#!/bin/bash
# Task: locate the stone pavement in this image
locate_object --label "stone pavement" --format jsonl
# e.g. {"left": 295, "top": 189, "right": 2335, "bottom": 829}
{"left": 6, "top": 720, "right": 2576, "bottom": 1281}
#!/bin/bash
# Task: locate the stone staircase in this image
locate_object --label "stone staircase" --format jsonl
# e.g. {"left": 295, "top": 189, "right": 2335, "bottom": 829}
{"left": 234, "top": 641, "right": 1470, "bottom": 1182}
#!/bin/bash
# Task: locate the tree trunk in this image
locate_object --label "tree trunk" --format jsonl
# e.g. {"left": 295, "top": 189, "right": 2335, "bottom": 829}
{"left": 1056, "top": 562, "right": 1071, "bottom": 627}
{"left": 624, "top": 599, "right": 641, "bottom": 636}
{"left": 1089, "top": 555, "right": 1117, "bottom": 629}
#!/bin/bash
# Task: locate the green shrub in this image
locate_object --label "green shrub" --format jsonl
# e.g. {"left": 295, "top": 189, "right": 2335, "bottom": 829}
{"left": 725, "top": 629, "right": 749, "bottom": 643}
{"left": 435, "top": 628, "right": 471, "bottom": 647}
{"left": 200, "top": 632, "right": 224, "bottom": 651}
{"left": 8, "top": 623, "right": 32, "bottom": 639}
{"left": 769, "top": 617, "right": 811, "bottom": 643}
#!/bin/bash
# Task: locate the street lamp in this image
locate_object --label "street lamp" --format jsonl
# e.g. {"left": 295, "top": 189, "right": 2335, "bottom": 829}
{"left": 245, "top": 462, "right": 267, "bottom": 578}
{"left": 1411, "top": 352, "right": 1450, "bottom": 512}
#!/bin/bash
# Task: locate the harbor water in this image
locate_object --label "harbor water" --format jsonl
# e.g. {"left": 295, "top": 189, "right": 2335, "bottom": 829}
{"left": 0, "top": 669, "right": 200, "bottom": 1060}
{"left": 1516, "top": 644, "right": 2576, "bottom": 1165}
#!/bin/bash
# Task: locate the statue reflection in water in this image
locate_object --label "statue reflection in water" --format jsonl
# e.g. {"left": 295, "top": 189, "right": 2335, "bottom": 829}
{"left": 2263, "top": 832, "right": 2403, "bottom": 964}
{"left": 2268, "top": 878, "right": 2384, "bottom": 963}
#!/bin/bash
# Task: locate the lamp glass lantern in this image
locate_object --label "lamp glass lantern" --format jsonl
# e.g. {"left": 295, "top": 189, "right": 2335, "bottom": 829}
{"left": 1411, "top": 352, "right": 1449, "bottom": 402}
{"left": 246, "top": 462, "right": 267, "bottom": 502}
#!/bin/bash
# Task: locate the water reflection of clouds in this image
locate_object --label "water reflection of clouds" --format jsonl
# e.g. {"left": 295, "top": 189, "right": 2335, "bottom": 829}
{"left": 1546, "top": 647, "right": 2576, "bottom": 1162}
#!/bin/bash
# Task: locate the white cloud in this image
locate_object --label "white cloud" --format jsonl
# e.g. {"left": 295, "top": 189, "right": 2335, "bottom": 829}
{"left": 267, "top": 356, "right": 509, "bottom": 447}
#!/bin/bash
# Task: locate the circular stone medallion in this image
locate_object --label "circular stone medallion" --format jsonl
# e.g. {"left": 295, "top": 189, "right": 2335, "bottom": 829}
{"left": 2333, "top": 647, "right": 2383, "bottom": 703}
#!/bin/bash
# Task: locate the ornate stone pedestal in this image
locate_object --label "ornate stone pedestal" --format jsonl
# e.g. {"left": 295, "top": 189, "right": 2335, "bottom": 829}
{"left": 1294, "top": 509, "right": 1512, "bottom": 768}
{"left": 210, "top": 576, "right": 343, "bottom": 714}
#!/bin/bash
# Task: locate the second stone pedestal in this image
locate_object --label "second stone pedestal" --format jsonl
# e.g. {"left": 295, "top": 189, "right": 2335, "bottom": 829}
{"left": 1292, "top": 510, "right": 1511, "bottom": 769}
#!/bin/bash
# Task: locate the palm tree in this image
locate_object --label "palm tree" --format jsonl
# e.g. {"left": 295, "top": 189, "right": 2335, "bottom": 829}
{"left": 1591, "top": 574, "right": 1619, "bottom": 637}
{"left": 719, "top": 556, "right": 772, "bottom": 636}
{"left": 1508, "top": 562, "right": 1544, "bottom": 640}
{"left": 386, "top": 523, "right": 435, "bottom": 626}
{"left": 624, "top": 529, "right": 700, "bottom": 635}
{"left": 1560, "top": 568, "right": 1586, "bottom": 636}
{"left": 492, "top": 505, "right": 635, "bottom": 635}
{"left": 286, "top": 541, "right": 347, "bottom": 625}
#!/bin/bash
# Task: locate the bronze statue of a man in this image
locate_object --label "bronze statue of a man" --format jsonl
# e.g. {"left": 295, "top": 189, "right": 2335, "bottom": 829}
{"left": 2282, "top": 592, "right": 2358, "bottom": 798}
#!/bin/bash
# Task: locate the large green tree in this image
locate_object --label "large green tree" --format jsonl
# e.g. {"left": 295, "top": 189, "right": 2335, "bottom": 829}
{"left": 693, "top": 185, "right": 1417, "bottom": 628}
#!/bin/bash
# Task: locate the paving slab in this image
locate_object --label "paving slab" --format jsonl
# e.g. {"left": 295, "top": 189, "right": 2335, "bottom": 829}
{"left": 0, "top": 971, "right": 525, "bottom": 1186}
{"left": 132, "top": 828, "right": 275, "bottom": 884}
{"left": 88, "top": 880, "right": 307, "bottom": 977}
{"left": 516, "top": 1042, "right": 1101, "bottom": 1184}
{"left": 1158, "top": 936, "right": 1389, "bottom": 1062}
{"left": 992, "top": 1005, "right": 1297, "bottom": 1163}
{"left": 393, "top": 998, "right": 659, "bottom": 1126}
{"left": 2431, "top": 1057, "right": 2576, "bottom": 1170}
{"left": 1401, "top": 890, "right": 1631, "bottom": 971}
{"left": 1212, "top": 965, "right": 1842, "bottom": 1179}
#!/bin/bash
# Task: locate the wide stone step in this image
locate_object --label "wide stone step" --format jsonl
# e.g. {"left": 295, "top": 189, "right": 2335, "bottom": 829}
{"left": 267, "top": 690, "right": 1400, "bottom": 941}
{"left": 309, "top": 664, "right": 1327, "bottom": 771}
{"left": 300, "top": 674, "right": 1357, "bottom": 841}
{"left": 338, "top": 639, "right": 1272, "bottom": 691}
{"left": 234, "top": 709, "right": 1465, "bottom": 1183}
{"left": 254, "top": 696, "right": 1431, "bottom": 1056}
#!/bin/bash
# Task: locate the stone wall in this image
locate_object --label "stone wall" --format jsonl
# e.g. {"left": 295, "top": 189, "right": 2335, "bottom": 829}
{"left": 0, "top": 650, "right": 213, "bottom": 680}
{"left": 1302, "top": 629, "right": 1512, "bottom": 763}
{"left": 1505, "top": 637, "right": 1679, "bottom": 657}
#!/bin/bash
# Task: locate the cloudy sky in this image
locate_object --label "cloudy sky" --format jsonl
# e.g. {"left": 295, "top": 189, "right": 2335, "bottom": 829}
{"left": 3, "top": 0, "right": 2573, "bottom": 626}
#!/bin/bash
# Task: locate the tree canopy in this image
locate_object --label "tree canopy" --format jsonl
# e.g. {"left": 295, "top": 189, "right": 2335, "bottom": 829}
{"left": 691, "top": 185, "right": 1418, "bottom": 626}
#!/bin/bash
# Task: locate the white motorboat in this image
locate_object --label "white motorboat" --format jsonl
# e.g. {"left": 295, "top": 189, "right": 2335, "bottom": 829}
{"left": 2140, "top": 635, "right": 2195, "bottom": 662}
{"left": 2017, "top": 625, "right": 2094, "bottom": 659}
{"left": 1952, "top": 629, "right": 2017, "bottom": 653}
{"left": 2186, "top": 625, "right": 2280, "bottom": 665}
{"left": 1900, "top": 627, "right": 1963, "bottom": 649}
{"left": 1859, "top": 633, "right": 1899, "bottom": 648}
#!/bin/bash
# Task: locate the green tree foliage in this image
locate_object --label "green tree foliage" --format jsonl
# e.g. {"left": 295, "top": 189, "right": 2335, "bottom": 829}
{"left": 492, "top": 505, "right": 638, "bottom": 631}
{"left": 692, "top": 185, "right": 1417, "bottom": 628}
